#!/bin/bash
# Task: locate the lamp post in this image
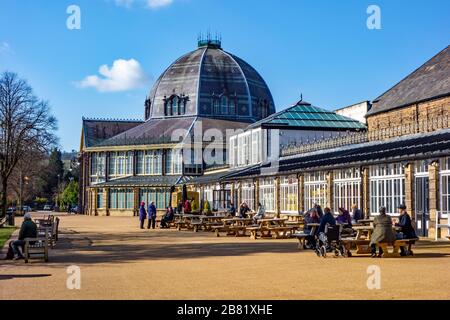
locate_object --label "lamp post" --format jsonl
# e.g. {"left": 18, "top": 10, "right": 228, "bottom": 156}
{"left": 57, "top": 174, "right": 61, "bottom": 210}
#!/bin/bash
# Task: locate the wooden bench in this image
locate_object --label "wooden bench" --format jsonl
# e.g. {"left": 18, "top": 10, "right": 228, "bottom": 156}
{"left": 247, "top": 226, "right": 261, "bottom": 240}
{"left": 268, "top": 226, "right": 294, "bottom": 239}
{"left": 211, "top": 224, "right": 230, "bottom": 237}
{"left": 378, "top": 238, "right": 419, "bottom": 257}
{"left": 341, "top": 239, "right": 371, "bottom": 256}
{"left": 0, "top": 216, "right": 6, "bottom": 227}
{"left": 228, "top": 225, "right": 247, "bottom": 237}
{"left": 190, "top": 221, "right": 204, "bottom": 232}
{"left": 175, "top": 221, "right": 189, "bottom": 231}
{"left": 292, "top": 232, "right": 310, "bottom": 249}
{"left": 24, "top": 233, "right": 49, "bottom": 263}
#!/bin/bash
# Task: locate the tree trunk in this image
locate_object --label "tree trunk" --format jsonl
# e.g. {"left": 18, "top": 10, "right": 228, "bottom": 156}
{"left": 1, "top": 177, "right": 7, "bottom": 218}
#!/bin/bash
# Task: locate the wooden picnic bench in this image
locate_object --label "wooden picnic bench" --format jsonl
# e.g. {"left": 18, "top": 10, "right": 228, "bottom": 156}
{"left": 267, "top": 226, "right": 294, "bottom": 239}
{"left": 341, "top": 238, "right": 371, "bottom": 256}
{"left": 0, "top": 216, "right": 6, "bottom": 227}
{"left": 24, "top": 226, "right": 50, "bottom": 263}
{"left": 378, "top": 238, "right": 419, "bottom": 257}
{"left": 211, "top": 224, "right": 230, "bottom": 237}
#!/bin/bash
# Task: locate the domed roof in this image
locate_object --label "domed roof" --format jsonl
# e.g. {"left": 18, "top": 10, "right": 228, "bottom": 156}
{"left": 145, "top": 39, "right": 275, "bottom": 122}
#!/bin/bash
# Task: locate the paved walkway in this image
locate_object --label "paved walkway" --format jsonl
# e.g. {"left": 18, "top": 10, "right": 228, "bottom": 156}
{"left": 1, "top": 213, "right": 450, "bottom": 300}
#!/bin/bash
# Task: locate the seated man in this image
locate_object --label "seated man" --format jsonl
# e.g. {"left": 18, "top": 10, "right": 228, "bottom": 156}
{"left": 395, "top": 204, "right": 417, "bottom": 255}
{"left": 11, "top": 213, "right": 37, "bottom": 260}
{"left": 160, "top": 206, "right": 174, "bottom": 228}
{"left": 228, "top": 203, "right": 236, "bottom": 217}
{"left": 370, "top": 207, "right": 396, "bottom": 258}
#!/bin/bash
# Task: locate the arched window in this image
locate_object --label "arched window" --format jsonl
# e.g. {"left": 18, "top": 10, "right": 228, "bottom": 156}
{"left": 221, "top": 96, "right": 228, "bottom": 115}
{"left": 172, "top": 96, "right": 179, "bottom": 115}
{"left": 229, "top": 98, "right": 236, "bottom": 115}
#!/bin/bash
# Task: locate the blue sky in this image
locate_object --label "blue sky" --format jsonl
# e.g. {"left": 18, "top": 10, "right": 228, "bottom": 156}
{"left": 0, "top": 0, "right": 449, "bottom": 151}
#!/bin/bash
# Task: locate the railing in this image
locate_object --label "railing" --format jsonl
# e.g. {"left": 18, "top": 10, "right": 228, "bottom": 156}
{"left": 281, "top": 114, "right": 450, "bottom": 157}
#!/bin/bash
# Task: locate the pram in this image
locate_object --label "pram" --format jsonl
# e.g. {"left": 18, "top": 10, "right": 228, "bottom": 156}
{"left": 315, "top": 224, "right": 347, "bottom": 258}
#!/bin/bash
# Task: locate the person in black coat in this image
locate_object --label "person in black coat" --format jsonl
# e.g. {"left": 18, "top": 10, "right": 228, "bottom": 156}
{"left": 317, "top": 207, "right": 336, "bottom": 234}
{"left": 395, "top": 204, "right": 417, "bottom": 256}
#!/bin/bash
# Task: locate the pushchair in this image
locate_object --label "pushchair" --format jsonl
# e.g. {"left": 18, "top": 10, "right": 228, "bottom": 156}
{"left": 315, "top": 224, "right": 346, "bottom": 258}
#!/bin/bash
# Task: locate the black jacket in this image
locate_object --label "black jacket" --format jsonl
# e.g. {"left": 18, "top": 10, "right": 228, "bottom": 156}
{"left": 396, "top": 213, "right": 417, "bottom": 239}
{"left": 18, "top": 220, "right": 37, "bottom": 240}
{"left": 318, "top": 212, "right": 336, "bottom": 234}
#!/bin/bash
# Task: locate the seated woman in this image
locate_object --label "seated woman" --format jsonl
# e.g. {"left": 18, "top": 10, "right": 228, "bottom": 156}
{"left": 336, "top": 207, "right": 353, "bottom": 237}
{"left": 370, "top": 207, "right": 396, "bottom": 258}
{"left": 303, "top": 208, "right": 321, "bottom": 249}
{"left": 160, "top": 206, "right": 175, "bottom": 228}
{"left": 253, "top": 202, "right": 265, "bottom": 224}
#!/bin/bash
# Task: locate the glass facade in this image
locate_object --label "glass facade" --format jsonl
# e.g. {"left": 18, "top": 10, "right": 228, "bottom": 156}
{"left": 369, "top": 163, "right": 405, "bottom": 215}
{"left": 441, "top": 157, "right": 450, "bottom": 218}
{"left": 333, "top": 168, "right": 361, "bottom": 213}
{"left": 304, "top": 172, "right": 327, "bottom": 210}
{"left": 280, "top": 175, "right": 298, "bottom": 213}
{"left": 139, "top": 188, "right": 170, "bottom": 210}
{"left": 241, "top": 181, "right": 255, "bottom": 211}
{"left": 109, "top": 188, "right": 134, "bottom": 209}
{"left": 259, "top": 178, "right": 276, "bottom": 212}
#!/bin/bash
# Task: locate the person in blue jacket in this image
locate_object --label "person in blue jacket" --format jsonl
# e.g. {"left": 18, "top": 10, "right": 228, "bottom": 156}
{"left": 147, "top": 201, "right": 157, "bottom": 229}
{"left": 317, "top": 207, "right": 336, "bottom": 234}
{"left": 139, "top": 202, "right": 147, "bottom": 229}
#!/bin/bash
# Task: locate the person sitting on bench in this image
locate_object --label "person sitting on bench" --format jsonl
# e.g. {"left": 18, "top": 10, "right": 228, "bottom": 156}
{"left": 11, "top": 213, "right": 37, "bottom": 260}
{"left": 370, "top": 207, "right": 396, "bottom": 258}
{"left": 160, "top": 206, "right": 174, "bottom": 228}
{"left": 395, "top": 204, "right": 417, "bottom": 255}
{"left": 253, "top": 202, "right": 265, "bottom": 224}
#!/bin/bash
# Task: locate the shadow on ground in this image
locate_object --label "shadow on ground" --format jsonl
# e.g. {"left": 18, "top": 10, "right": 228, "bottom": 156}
{"left": 0, "top": 274, "right": 51, "bottom": 280}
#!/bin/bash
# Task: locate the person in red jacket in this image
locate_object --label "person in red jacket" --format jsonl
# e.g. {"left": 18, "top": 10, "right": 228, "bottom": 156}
{"left": 184, "top": 199, "right": 191, "bottom": 214}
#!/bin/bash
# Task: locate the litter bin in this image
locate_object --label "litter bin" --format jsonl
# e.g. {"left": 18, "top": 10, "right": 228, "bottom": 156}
{"left": 7, "top": 212, "right": 14, "bottom": 226}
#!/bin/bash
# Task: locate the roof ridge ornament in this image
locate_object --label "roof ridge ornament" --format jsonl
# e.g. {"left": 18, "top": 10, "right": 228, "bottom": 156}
{"left": 197, "top": 32, "right": 222, "bottom": 49}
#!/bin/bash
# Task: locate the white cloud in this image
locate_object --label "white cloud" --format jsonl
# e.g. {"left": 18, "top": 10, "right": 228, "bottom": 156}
{"left": 0, "top": 42, "right": 12, "bottom": 54}
{"left": 77, "top": 58, "right": 148, "bottom": 92}
{"left": 114, "top": 0, "right": 173, "bottom": 9}
{"left": 146, "top": 0, "right": 173, "bottom": 9}
{"left": 115, "top": 0, "right": 134, "bottom": 8}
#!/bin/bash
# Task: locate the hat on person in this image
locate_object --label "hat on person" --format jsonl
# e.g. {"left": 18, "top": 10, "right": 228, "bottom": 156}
{"left": 398, "top": 204, "right": 407, "bottom": 210}
{"left": 24, "top": 212, "right": 32, "bottom": 220}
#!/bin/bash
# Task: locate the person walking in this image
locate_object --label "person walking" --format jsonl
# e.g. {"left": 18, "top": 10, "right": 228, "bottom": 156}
{"left": 370, "top": 206, "right": 396, "bottom": 258}
{"left": 147, "top": 201, "right": 157, "bottom": 229}
{"left": 139, "top": 202, "right": 147, "bottom": 229}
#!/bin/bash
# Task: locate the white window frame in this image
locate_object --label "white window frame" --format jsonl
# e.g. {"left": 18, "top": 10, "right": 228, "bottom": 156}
{"left": 280, "top": 175, "right": 298, "bottom": 213}
{"left": 259, "top": 178, "right": 276, "bottom": 213}
{"left": 440, "top": 157, "right": 450, "bottom": 219}
{"left": 304, "top": 172, "right": 327, "bottom": 210}
{"left": 241, "top": 180, "right": 255, "bottom": 211}
{"left": 369, "top": 163, "right": 405, "bottom": 216}
{"left": 333, "top": 168, "right": 361, "bottom": 214}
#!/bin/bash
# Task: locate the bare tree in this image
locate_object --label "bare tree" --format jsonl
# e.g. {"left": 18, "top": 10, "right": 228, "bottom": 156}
{"left": 0, "top": 72, "right": 57, "bottom": 217}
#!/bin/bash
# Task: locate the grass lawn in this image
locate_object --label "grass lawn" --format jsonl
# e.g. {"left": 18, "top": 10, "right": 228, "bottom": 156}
{"left": 0, "top": 226, "right": 16, "bottom": 248}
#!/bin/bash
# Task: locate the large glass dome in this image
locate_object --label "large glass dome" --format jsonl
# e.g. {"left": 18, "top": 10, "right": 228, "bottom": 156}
{"left": 144, "top": 39, "right": 275, "bottom": 123}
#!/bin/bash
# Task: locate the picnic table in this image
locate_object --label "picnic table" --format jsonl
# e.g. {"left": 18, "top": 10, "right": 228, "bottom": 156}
{"left": 220, "top": 218, "right": 254, "bottom": 237}
{"left": 248, "top": 218, "right": 296, "bottom": 239}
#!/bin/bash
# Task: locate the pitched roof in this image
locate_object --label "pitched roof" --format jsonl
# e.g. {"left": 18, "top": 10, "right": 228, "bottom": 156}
{"left": 91, "top": 116, "right": 248, "bottom": 147}
{"left": 94, "top": 175, "right": 183, "bottom": 188}
{"left": 222, "top": 129, "right": 450, "bottom": 180}
{"left": 81, "top": 118, "right": 144, "bottom": 149}
{"left": 367, "top": 45, "right": 450, "bottom": 116}
{"left": 247, "top": 101, "right": 366, "bottom": 131}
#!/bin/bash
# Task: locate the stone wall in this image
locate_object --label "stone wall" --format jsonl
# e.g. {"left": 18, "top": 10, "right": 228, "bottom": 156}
{"left": 367, "top": 96, "right": 450, "bottom": 134}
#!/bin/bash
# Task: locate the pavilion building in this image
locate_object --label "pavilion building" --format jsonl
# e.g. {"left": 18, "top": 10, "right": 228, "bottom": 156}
{"left": 79, "top": 40, "right": 450, "bottom": 240}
